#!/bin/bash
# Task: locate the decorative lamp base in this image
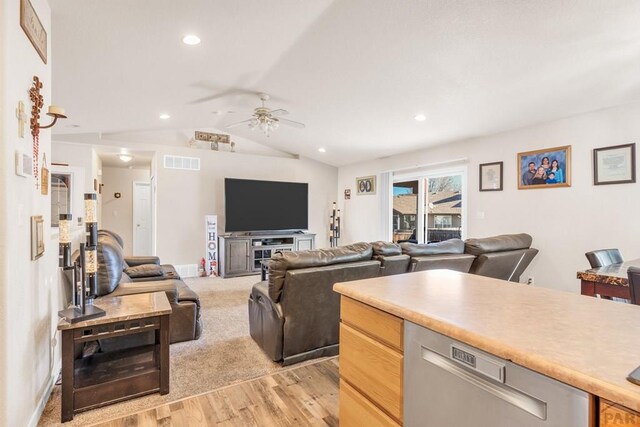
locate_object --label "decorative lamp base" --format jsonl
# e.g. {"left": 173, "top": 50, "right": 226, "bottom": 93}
{"left": 58, "top": 304, "right": 106, "bottom": 323}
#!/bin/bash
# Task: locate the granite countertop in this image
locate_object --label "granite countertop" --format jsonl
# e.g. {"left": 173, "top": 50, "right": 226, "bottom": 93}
{"left": 58, "top": 291, "right": 172, "bottom": 330}
{"left": 576, "top": 259, "right": 640, "bottom": 286}
{"left": 334, "top": 270, "right": 640, "bottom": 412}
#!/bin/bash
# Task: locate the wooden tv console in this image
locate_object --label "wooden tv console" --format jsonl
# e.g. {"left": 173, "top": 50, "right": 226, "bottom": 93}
{"left": 218, "top": 233, "right": 315, "bottom": 278}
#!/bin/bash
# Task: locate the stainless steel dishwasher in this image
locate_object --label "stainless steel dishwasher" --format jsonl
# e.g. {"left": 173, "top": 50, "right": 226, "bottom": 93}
{"left": 405, "top": 322, "right": 590, "bottom": 426}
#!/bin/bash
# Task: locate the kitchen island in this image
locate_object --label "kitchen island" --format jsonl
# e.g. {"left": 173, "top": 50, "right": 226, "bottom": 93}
{"left": 334, "top": 270, "right": 640, "bottom": 426}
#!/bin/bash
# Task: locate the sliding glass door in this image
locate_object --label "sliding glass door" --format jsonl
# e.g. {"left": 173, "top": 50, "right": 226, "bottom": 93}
{"left": 392, "top": 168, "right": 465, "bottom": 244}
{"left": 425, "top": 174, "right": 463, "bottom": 242}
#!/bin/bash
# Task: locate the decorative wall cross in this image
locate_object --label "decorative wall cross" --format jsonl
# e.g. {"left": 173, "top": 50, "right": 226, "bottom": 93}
{"left": 28, "top": 76, "right": 43, "bottom": 187}
{"left": 28, "top": 76, "right": 44, "bottom": 138}
{"left": 16, "top": 101, "right": 27, "bottom": 138}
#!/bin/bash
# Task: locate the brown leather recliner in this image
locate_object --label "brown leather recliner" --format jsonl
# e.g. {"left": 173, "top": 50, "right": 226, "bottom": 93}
{"left": 93, "top": 231, "right": 202, "bottom": 344}
{"left": 464, "top": 233, "right": 538, "bottom": 282}
{"left": 248, "top": 242, "right": 380, "bottom": 365}
{"left": 400, "top": 239, "right": 476, "bottom": 273}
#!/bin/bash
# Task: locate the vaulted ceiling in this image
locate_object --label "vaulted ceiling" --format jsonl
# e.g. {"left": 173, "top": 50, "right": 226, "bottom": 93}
{"left": 52, "top": 0, "right": 640, "bottom": 166}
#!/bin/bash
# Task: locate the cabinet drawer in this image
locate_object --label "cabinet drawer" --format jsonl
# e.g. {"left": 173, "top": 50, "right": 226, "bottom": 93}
{"left": 340, "top": 379, "right": 400, "bottom": 427}
{"left": 601, "top": 399, "right": 640, "bottom": 426}
{"left": 340, "top": 323, "right": 403, "bottom": 422}
{"left": 341, "top": 297, "right": 403, "bottom": 352}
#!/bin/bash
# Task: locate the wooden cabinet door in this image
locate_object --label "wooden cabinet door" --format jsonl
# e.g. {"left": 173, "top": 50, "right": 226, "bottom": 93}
{"left": 226, "top": 239, "right": 251, "bottom": 274}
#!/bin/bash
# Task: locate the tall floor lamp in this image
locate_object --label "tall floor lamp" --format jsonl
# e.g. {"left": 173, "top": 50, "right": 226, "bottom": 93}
{"left": 57, "top": 193, "right": 106, "bottom": 323}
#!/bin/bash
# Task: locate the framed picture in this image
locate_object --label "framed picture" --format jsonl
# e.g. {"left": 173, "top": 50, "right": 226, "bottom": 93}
{"left": 356, "top": 176, "right": 376, "bottom": 195}
{"left": 517, "top": 145, "right": 571, "bottom": 189}
{"left": 31, "top": 215, "right": 44, "bottom": 260}
{"left": 593, "top": 143, "right": 636, "bottom": 185}
{"left": 479, "top": 161, "right": 503, "bottom": 191}
{"left": 20, "top": 0, "right": 47, "bottom": 64}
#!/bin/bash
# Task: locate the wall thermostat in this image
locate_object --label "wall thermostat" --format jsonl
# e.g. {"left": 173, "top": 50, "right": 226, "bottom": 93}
{"left": 15, "top": 150, "right": 33, "bottom": 177}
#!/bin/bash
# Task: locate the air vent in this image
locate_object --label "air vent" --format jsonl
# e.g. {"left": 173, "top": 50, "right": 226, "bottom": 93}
{"left": 175, "top": 264, "right": 199, "bottom": 278}
{"left": 163, "top": 155, "right": 200, "bottom": 171}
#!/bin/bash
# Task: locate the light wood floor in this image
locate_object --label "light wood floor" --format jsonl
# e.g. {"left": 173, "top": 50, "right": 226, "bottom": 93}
{"left": 92, "top": 358, "right": 340, "bottom": 427}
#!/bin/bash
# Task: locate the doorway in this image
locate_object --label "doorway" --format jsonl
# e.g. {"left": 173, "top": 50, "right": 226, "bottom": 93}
{"left": 133, "top": 181, "right": 153, "bottom": 255}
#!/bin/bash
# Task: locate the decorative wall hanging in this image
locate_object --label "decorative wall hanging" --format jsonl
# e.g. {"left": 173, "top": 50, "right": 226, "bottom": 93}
{"left": 20, "top": 0, "right": 47, "bottom": 64}
{"left": 205, "top": 215, "right": 219, "bottom": 276}
{"left": 356, "top": 176, "right": 376, "bottom": 195}
{"left": 16, "top": 101, "right": 27, "bottom": 138}
{"left": 517, "top": 146, "right": 571, "bottom": 190}
{"left": 593, "top": 143, "right": 636, "bottom": 185}
{"left": 28, "top": 75, "right": 67, "bottom": 189}
{"left": 31, "top": 215, "right": 44, "bottom": 260}
{"left": 479, "top": 161, "right": 503, "bottom": 192}
{"left": 344, "top": 189, "right": 351, "bottom": 200}
{"left": 40, "top": 153, "right": 49, "bottom": 195}
{"left": 189, "top": 131, "right": 236, "bottom": 152}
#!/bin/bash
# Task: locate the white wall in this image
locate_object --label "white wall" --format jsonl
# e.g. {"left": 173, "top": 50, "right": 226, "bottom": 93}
{"left": 338, "top": 102, "right": 640, "bottom": 293}
{"left": 0, "top": 0, "right": 60, "bottom": 426}
{"left": 51, "top": 140, "right": 339, "bottom": 265}
{"left": 155, "top": 146, "right": 337, "bottom": 264}
{"left": 101, "top": 166, "right": 151, "bottom": 255}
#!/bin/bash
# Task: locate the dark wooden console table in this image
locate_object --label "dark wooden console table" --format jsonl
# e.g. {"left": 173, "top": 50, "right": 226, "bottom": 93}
{"left": 577, "top": 259, "right": 640, "bottom": 300}
{"left": 58, "top": 292, "right": 171, "bottom": 422}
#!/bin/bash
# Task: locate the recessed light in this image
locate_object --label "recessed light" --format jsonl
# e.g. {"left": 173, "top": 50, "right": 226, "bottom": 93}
{"left": 182, "top": 35, "right": 201, "bottom": 45}
{"left": 414, "top": 114, "right": 426, "bottom": 122}
{"left": 318, "top": 148, "right": 326, "bottom": 153}
{"left": 159, "top": 113, "right": 170, "bottom": 120}
{"left": 118, "top": 154, "right": 133, "bottom": 163}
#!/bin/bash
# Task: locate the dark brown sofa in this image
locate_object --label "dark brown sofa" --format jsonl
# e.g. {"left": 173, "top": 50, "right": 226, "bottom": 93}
{"left": 248, "top": 233, "right": 538, "bottom": 365}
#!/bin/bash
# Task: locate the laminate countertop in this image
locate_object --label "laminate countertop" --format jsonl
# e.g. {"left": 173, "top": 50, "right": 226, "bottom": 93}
{"left": 334, "top": 270, "right": 640, "bottom": 412}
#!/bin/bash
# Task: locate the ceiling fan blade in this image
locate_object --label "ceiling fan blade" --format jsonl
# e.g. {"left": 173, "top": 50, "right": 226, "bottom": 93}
{"left": 278, "top": 117, "right": 305, "bottom": 129}
{"left": 189, "top": 87, "right": 264, "bottom": 105}
{"left": 225, "top": 118, "right": 253, "bottom": 129}
{"left": 270, "top": 109, "right": 289, "bottom": 116}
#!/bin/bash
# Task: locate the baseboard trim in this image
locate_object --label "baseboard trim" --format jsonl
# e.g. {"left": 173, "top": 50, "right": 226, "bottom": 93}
{"left": 28, "top": 363, "right": 60, "bottom": 427}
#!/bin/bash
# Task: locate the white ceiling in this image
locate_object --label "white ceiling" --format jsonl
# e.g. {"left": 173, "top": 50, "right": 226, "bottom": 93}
{"left": 51, "top": 0, "right": 640, "bottom": 167}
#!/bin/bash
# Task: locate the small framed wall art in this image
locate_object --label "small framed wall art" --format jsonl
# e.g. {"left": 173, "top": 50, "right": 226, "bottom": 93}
{"left": 593, "top": 143, "right": 636, "bottom": 185}
{"left": 517, "top": 145, "right": 571, "bottom": 189}
{"left": 20, "top": 0, "right": 47, "bottom": 64}
{"left": 31, "top": 215, "right": 44, "bottom": 260}
{"left": 479, "top": 161, "right": 503, "bottom": 191}
{"left": 356, "top": 176, "right": 376, "bottom": 195}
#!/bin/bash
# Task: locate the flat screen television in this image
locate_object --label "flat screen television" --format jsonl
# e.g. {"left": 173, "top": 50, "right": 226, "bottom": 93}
{"left": 225, "top": 178, "right": 309, "bottom": 232}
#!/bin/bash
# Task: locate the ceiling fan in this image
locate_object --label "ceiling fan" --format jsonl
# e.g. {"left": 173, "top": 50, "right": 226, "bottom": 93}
{"left": 225, "top": 93, "right": 305, "bottom": 136}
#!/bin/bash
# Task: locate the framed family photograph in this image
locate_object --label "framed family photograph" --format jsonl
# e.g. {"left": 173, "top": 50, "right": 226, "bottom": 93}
{"left": 479, "top": 161, "right": 503, "bottom": 191}
{"left": 593, "top": 143, "right": 636, "bottom": 185}
{"left": 517, "top": 145, "right": 571, "bottom": 189}
{"left": 356, "top": 176, "right": 376, "bottom": 195}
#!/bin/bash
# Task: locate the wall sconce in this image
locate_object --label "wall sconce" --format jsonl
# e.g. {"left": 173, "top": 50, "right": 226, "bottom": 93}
{"left": 29, "top": 76, "right": 66, "bottom": 136}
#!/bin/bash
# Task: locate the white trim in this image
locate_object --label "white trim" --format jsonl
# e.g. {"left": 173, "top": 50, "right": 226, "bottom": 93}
{"left": 28, "top": 361, "right": 60, "bottom": 427}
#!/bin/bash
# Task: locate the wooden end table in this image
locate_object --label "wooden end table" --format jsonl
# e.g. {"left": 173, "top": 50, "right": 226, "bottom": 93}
{"left": 57, "top": 292, "right": 171, "bottom": 422}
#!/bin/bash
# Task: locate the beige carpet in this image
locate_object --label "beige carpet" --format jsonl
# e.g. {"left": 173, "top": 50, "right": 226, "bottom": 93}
{"left": 38, "top": 275, "right": 297, "bottom": 426}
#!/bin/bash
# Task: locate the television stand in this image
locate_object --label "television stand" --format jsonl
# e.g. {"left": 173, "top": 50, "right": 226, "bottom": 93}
{"left": 219, "top": 232, "right": 316, "bottom": 278}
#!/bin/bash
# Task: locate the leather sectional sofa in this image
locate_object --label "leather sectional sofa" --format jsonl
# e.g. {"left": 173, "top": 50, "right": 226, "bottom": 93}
{"left": 249, "top": 233, "right": 537, "bottom": 365}
{"left": 92, "top": 230, "right": 203, "bottom": 344}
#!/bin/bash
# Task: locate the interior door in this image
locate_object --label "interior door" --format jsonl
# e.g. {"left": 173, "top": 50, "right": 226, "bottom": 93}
{"left": 133, "top": 182, "right": 152, "bottom": 255}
